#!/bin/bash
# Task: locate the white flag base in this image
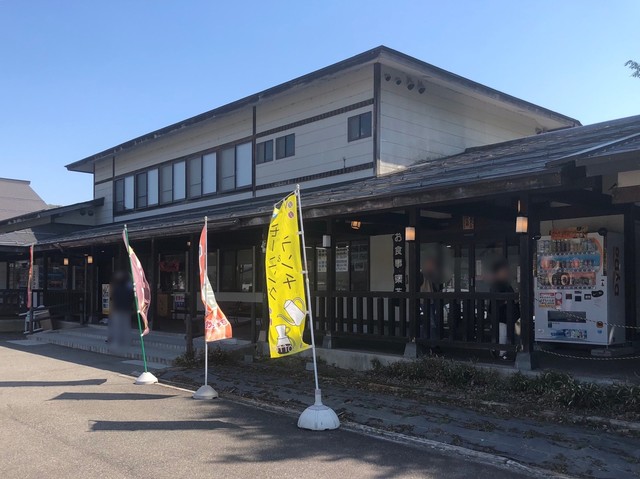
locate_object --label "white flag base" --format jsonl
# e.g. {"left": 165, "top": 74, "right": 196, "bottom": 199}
{"left": 134, "top": 372, "right": 158, "bottom": 385}
{"left": 297, "top": 389, "right": 340, "bottom": 431}
{"left": 193, "top": 384, "right": 218, "bottom": 400}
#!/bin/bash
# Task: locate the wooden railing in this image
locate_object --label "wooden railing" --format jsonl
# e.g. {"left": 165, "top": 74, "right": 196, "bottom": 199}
{"left": 311, "top": 291, "right": 521, "bottom": 350}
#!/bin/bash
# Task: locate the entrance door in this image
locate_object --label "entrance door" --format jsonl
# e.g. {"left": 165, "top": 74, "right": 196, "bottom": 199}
{"left": 420, "top": 237, "right": 519, "bottom": 343}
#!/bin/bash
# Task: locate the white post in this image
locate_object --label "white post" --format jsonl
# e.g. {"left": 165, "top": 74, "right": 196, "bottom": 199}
{"left": 204, "top": 340, "right": 209, "bottom": 386}
{"left": 193, "top": 216, "right": 217, "bottom": 399}
{"left": 295, "top": 185, "right": 340, "bottom": 430}
{"left": 296, "top": 185, "right": 320, "bottom": 391}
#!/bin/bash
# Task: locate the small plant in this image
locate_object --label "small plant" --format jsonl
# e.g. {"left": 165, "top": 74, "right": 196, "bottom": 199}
{"left": 368, "top": 358, "right": 640, "bottom": 416}
{"left": 173, "top": 349, "right": 199, "bottom": 368}
{"left": 173, "top": 347, "right": 234, "bottom": 368}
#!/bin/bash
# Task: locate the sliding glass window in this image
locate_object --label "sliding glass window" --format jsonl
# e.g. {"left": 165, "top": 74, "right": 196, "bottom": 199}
{"left": 160, "top": 165, "right": 173, "bottom": 204}
{"left": 236, "top": 142, "right": 252, "bottom": 188}
{"left": 202, "top": 153, "right": 217, "bottom": 194}
{"left": 188, "top": 157, "right": 202, "bottom": 198}
{"left": 136, "top": 173, "right": 148, "bottom": 208}
{"left": 173, "top": 161, "right": 186, "bottom": 200}
{"left": 147, "top": 169, "right": 159, "bottom": 206}
{"left": 124, "top": 176, "right": 134, "bottom": 210}
{"left": 219, "top": 147, "right": 235, "bottom": 192}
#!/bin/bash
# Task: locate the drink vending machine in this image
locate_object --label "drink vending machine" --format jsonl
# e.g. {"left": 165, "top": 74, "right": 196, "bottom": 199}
{"left": 534, "top": 230, "right": 625, "bottom": 345}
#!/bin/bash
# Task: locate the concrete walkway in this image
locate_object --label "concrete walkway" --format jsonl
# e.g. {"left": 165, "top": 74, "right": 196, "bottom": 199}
{"left": 0, "top": 337, "right": 536, "bottom": 479}
{"left": 159, "top": 359, "right": 640, "bottom": 479}
{"left": 31, "top": 325, "right": 252, "bottom": 366}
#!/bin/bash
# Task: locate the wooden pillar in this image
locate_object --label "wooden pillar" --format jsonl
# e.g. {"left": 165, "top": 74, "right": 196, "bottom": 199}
{"left": 42, "top": 251, "right": 49, "bottom": 307}
{"left": 250, "top": 244, "right": 257, "bottom": 343}
{"left": 516, "top": 196, "right": 538, "bottom": 370}
{"left": 323, "top": 219, "right": 336, "bottom": 348}
{"left": 186, "top": 234, "right": 198, "bottom": 357}
{"left": 623, "top": 205, "right": 637, "bottom": 338}
{"left": 149, "top": 238, "right": 157, "bottom": 331}
{"left": 405, "top": 208, "right": 420, "bottom": 358}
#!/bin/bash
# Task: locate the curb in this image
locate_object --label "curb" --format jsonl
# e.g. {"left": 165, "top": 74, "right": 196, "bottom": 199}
{"left": 149, "top": 375, "right": 576, "bottom": 479}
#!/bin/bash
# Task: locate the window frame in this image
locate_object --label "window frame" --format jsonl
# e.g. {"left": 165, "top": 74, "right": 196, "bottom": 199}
{"left": 275, "top": 133, "right": 295, "bottom": 160}
{"left": 188, "top": 156, "right": 203, "bottom": 198}
{"left": 136, "top": 172, "right": 148, "bottom": 209}
{"left": 256, "top": 139, "right": 274, "bottom": 164}
{"left": 111, "top": 139, "right": 253, "bottom": 215}
{"left": 347, "top": 111, "right": 372, "bottom": 142}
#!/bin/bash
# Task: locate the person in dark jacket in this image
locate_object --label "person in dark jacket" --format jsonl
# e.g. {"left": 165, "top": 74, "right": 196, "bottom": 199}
{"left": 108, "top": 270, "right": 133, "bottom": 350}
{"left": 490, "top": 259, "right": 520, "bottom": 360}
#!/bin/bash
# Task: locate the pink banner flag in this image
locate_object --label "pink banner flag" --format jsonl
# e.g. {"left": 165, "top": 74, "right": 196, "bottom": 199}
{"left": 27, "top": 245, "right": 33, "bottom": 310}
{"left": 122, "top": 230, "right": 151, "bottom": 335}
{"left": 199, "top": 220, "right": 232, "bottom": 342}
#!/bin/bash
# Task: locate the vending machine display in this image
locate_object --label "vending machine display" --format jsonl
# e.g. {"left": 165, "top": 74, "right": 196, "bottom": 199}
{"left": 534, "top": 231, "right": 625, "bottom": 345}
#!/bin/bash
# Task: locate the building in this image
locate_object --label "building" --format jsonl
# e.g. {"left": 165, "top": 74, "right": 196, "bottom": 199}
{"left": 1, "top": 46, "right": 639, "bottom": 366}
{"left": 0, "top": 178, "right": 50, "bottom": 316}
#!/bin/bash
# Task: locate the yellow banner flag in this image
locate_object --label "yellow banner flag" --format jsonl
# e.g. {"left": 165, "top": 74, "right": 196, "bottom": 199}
{"left": 266, "top": 192, "right": 310, "bottom": 358}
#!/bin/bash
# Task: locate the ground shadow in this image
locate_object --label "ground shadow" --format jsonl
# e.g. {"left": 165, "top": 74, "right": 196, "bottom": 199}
{"left": 51, "top": 392, "right": 175, "bottom": 401}
{"left": 0, "top": 379, "right": 107, "bottom": 387}
{"left": 89, "top": 419, "right": 240, "bottom": 431}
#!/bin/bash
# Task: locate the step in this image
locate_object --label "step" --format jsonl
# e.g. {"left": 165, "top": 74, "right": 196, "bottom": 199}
{"left": 33, "top": 331, "right": 182, "bottom": 366}
{"left": 32, "top": 328, "right": 254, "bottom": 366}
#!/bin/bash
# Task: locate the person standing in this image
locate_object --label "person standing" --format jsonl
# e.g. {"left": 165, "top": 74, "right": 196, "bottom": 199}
{"left": 489, "top": 259, "right": 520, "bottom": 360}
{"left": 108, "top": 270, "right": 133, "bottom": 350}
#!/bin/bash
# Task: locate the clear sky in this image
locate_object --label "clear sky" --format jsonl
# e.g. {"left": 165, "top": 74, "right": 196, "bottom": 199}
{"left": 1, "top": 1, "right": 638, "bottom": 206}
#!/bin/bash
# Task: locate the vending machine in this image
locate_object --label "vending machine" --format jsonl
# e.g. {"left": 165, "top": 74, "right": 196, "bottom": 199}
{"left": 534, "top": 230, "right": 625, "bottom": 345}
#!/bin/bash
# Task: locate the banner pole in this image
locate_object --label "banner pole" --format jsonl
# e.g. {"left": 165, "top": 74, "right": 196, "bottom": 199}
{"left": 124, "top": 225, "right": 148, "bottom": 374}
{"left": 295, "top": 185, "right": 319, "bottom": 390}
{"left": 295, "top": 185, "right": 339, "bottom": 430}
{"left": 204, "top": 216, "right": 208, "bottom": 387}
{"left": 193, "top": 216, "right": 218, "bottom": 399}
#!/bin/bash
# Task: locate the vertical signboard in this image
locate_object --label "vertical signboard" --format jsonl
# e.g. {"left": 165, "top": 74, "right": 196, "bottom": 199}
{"left": 392, "top": 232, "right": 406, "bottom": 292}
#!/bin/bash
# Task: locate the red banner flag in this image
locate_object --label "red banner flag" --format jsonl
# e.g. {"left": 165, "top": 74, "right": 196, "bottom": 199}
{"left": 122, "top": 230, "right": 151, "bottom": 336}
{"left": 27, "top": 245, "right": 33, "bottom": 310}
{"left": 199, "top": 220, "right": 232, "bottom": 342}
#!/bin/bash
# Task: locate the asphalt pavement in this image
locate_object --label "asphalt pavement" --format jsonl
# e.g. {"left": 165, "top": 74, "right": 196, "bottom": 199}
{"left": 0, "top": 337, "right": 537, "bottom": 479}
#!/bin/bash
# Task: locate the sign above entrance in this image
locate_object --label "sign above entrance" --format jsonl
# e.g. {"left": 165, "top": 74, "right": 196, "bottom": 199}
{"left": 392, "top": 232, "right": 406, "bottom": 292}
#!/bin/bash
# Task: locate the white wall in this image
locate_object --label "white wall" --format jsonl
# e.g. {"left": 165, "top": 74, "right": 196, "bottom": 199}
{"left": 113, "top": 109, "right": 252, "bottom": 177}
{"left": 93, "top": 181, "right": 113, "bottom": 225}
{"left": 255, "top": 65, "right": 374, "bottom": 187}
{"left": 370, "top": 234, "right": 394, "bottom": 291}
{"left": 255, "top": 106, "right": 373, "bottom": 186}
{"left": 90, "top": 66, "right": 375, "bottom": 225}
{"left": 257, "top": 65, "right": 373, "bottom": 130}
{"left": 378, "top": 71, "right": 549, "bottom": 174}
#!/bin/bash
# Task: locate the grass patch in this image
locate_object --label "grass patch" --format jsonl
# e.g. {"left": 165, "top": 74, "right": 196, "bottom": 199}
{"left": 369, "top": 357, "right": 640, "bottom": 417}
{"left": 173, "top": 346, "right": 235, "bottom": 368}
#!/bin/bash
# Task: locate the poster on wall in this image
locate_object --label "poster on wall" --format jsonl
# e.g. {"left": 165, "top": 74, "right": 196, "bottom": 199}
{"left": 335, "top": 246, "right": 349, "bottom": 273}
{"left": 174, "top": 293, "right": 186, "bottom": 310}
{"left": 101, "top": 284, "right": 110, "bottom": 315}
{"left": 317, "top": 249, "right": 327, "bottom": 273}
{"left": 392, "top": 232, "right": 406, "bottom": 292}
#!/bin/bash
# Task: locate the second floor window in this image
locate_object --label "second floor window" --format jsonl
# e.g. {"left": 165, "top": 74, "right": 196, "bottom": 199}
{"left": 275, "top": 134, "right": 295, "bottom": 159}
{"left": 219, "top": 142, "right": 252, "bottom": 191}
{"left": 114, "top": 175, "right": 134, "bottom": 213}
{"left": 173, "top": 161, "right": 186, "bottom": 200}
{"left": 256, "top": 140, "right": 273, "bottom": 164}
{"left": 136, "top": 173, "right": 148, "bottom": 208}
{"left": 160, "top": 165, "right": 173, "bottom": 204}
{"left": 348, "top": 111, "right": 372, "bottom": 142}
{"left": 113, "top": 141, "right": 252, "bottom": 214}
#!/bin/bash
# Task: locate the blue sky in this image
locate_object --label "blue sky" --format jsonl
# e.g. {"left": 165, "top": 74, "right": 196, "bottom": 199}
{"left": 1, "top": 1, "right": 638, "bottom": 206}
